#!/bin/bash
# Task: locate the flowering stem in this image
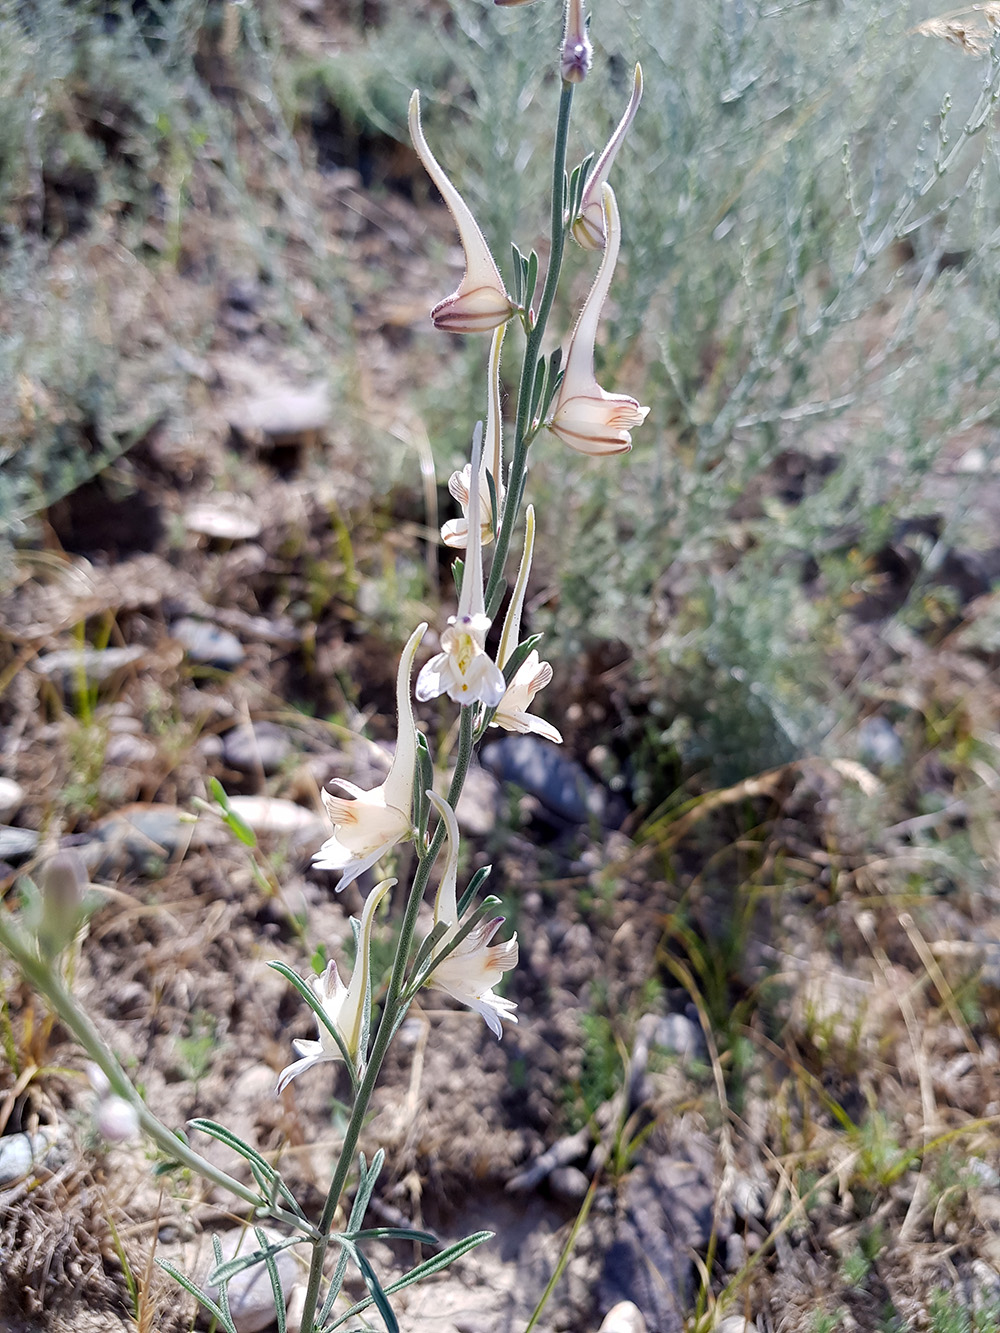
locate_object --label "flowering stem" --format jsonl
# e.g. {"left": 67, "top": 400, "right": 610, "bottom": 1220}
{"left": 0, "top": 913, "right": 262, "bottom": 1209}
{"left": 485, "top": 79, "right": 575, "bottom": 618}
{"left": 298, "top": 708, "right": 477, "bottom": 1332}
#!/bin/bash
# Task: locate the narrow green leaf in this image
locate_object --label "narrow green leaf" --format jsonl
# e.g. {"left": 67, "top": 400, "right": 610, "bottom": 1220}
{"left": 326, "top": 1232, "right": 494, "bottom": 1330}
{"left": 528, "top": 355, "right": 548, "bottom": 423}
{"left": 457, "top": 864, "right": 492, "bottom": 919}
{"left": 212, "top": 1234, "right": 240, "bottom": 1333}
{"left": 414, "top": 734, "right": 434, "bottom": 841}
{"left": 352, "top": 1243, "right": 399, "bottom": 1333}
{"left": 485, "top": 467, "right": 500, "bottom": 538}
{"left": 188, "top": 1116, "right": 302, "bottom": 1218}
{"left": 208, "top": 776, "right": 229, "bottom": 810}
{"left": 347, "top": 1227, "right": 437, "bottom": 1247}
{"left": 208, "top": 1233, "right": 301, "bottom": 1287}
{"left": 451, "top": 556, "right": 464, "bottom": 600}
{"left": 256, "top": 1227, "right": 288, "bottom": 1333}
{"left": 524, "top": 249, "right": 539, "bottom": 312}
{"left": 510, "top": 242, "right": 524, "bottom": 306}
{"left": 224, "top": 808, "right": 258, "bottom": 848}
{"left": 155, "top": 1259, "right": 230, "bottom": 1328}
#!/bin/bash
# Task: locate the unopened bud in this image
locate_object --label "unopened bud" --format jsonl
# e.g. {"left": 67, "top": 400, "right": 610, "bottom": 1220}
{"left": 96, "top": 1095, "right": 140, "bottom": 1144}
{"left": 37, "top": 851, "right": 87, "bottom": 958}
{"left": 561, "top": 0, "right": 592, "bottom": 84}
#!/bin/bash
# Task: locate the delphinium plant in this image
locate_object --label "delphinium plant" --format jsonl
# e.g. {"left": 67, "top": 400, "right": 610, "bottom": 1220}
{"left": 0, "top": 1, "right": 649, "bottom": 1328}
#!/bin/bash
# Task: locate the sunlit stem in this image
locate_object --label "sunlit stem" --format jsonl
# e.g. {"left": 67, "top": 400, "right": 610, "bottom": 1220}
{"left": 485, "top": 80, "right": 574, "bottom": 618}
{"left": 0, "top": 913, "right": 261, "bottom": 1210}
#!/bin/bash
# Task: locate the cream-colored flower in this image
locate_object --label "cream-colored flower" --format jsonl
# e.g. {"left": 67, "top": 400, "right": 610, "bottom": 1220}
{"left": 409, "top": 92, "right": 515, "bottom": 334}
{"left": 315, "top": 624, "right": 426, "bottom": 891}
{"left": 571, "top": 64, "right": 643, "bottom": 251}
{"left": 417, "top": 424, "right": 507, "bottom": 708}
{"left": 276, "top": 880, "right": 392, "bottom": 1091}
{"left": 425, "top": 793, "right": 517, "bottom": 1038}
{"left": 548, "top": 185, "right": 649, "bottom": 455}
{"left": 492, "top": 505, "right": 562, "bottom": 743}
{"left": 441, "top": 325, "right": 506, "bottom": 549}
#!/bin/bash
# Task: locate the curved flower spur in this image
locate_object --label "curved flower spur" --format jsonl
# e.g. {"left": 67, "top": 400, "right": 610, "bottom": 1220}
{"left": 571, "top": 63, "right": 643, "bottom": 252}
{"left": 314, "top": 623, "right": 426, "bottom": 892}
{"left": 547, "top": 184, "right": 649, "bottom": 455}
{"left": 409, "top": 91, "right": 516, "bottom": 334}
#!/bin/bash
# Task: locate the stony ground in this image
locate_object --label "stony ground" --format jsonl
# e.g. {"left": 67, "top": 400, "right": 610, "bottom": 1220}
{"left": 4, "top": 4, "right": 1000, "bottom": 1332}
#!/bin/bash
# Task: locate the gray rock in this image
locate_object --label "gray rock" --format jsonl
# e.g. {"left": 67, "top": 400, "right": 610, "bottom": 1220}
{"left": 171, "top": 618, "right": 245, "bottom": 669}
{"left": 32, "top": 645, "right": 147, "bottom": 690}
{"left": 0, "top": 1130, "right": 55, "bottom": 1186}
{"left": 654, "top": 1013, "right": 707, "bottom": 1063}
{"left": 222, "top": 722, "right": 292, "bottom": 775}
{"left": 0, "top": 826, "right": 40, "bottom": 863}
{"left": 717, "top": 1319, "right": 760, "bottom": 1333}
{"left": 598, "top": 1155, "right": 715, "bottom": 1333}
{"left": 103, "top": 731, "right": 159, "bottom": 768}
{"left": 184, "top": 500, "right": 263, "bottom": 542}
{"left": 235, "top": 380, "right": 330, "bottom": 440}
{"left": 856, "top": 715, "right": 903, "bottom": 770}
{"left": 0, "top": 777, "right": 25, "bottom": 823}
{"left": 548, "top": 1166, "right": 590, "bottom": 1204}
{"left": 87, "top": 803, "right": 210, "bottom": 875}
{"left": 203, "top": 1227, "right": 298, "bottom": 1333}
{"left": 480, "top": 736, "right": 626, "bottom": 827}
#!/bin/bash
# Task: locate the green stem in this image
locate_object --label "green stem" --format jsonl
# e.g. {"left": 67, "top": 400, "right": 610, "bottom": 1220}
{"left": 486, "top": 79, "right": 575, "bottom": 617}
{"left": 0, "top": 914, "right": 262, "bottom": 1209}
{"left": 297, "top": 708, "right": 477, "bottom": 1332}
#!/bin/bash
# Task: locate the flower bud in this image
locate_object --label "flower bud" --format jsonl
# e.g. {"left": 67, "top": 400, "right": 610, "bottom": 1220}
{"left": 96, "top": 1095, "right": 140, "bottom": 1144}
{"left": 561, "top": 0, "right": 592, "bottom": 84}
{"left": 36, "top": 850, "right": 87, "bottom": 958}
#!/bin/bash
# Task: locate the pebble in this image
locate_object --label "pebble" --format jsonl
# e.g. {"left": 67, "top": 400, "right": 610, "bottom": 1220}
{"left": 856, "top": 715, "right": 903, "bottom": 770}
{"left": 0, "top": 777, "right": 24, "bottom": 823}
{"left": 222, "top": 722, "right": 292, "bottom": 775}
{"left": 226, "top": 796, "right": 326, "bottom": 848}
{"left": 183, "top": 500, "right": 263, "bottom": 542}
{"left": 171, "top": 617, "right": 245, "bottom": 669}
{"left": 236, "top": 380, "right": 330, "bottom": 440}
{"left": 0, "top": 1130, "right": 55, "bottom": 1186}
{"left": 480, "top": 735, "right": 625, "bottom": 827}
{"left": 203, "top": 1227, "right": 298, "bottom": 1333}
{"left": 599, "top": 1302, "right": 647, "bottom": 1333}
{"left": 86, "top": 803, "right": 210, "bottom": 875}
{"left": 103, "top": 731, "right": 159, "bottom": 768}
{"left": 716, "top": 1319, "right": 760, "bottom": 1333}
{"left": 32, "top": 645, "right": 147, "bottom": 690}
{"left": 0, "top": 826, "right": 40, "bottom": 863}
{"left": 548, "top": 1165, "right": 590, "bottom": 1204}
{"left": 655, "top": 1013, "right": 707, "bottom": 1063}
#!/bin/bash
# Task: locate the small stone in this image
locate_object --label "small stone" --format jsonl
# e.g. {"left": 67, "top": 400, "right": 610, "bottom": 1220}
{"left": 87, "top": 803, "right": 211, "bottom": 875}
{"left": 856, "top": 715, "right": 903, "bottom": 770}
{"left": 203, "top": 1227, "right": 297, "bottom": 1333}
{"left": 654, "top": 1013, "right": 707, "bottom": 1063}
{"left": 0, "top": 778, "right": 24, "bottom": 823}
{"left": 716, "top": 1318, "right": 760, "bottom": 1333}
{"left": 0, "top": 1131, "right": 56, "bottom": 1186}
{"left": 0, "top": 826, "right": 40, "bottom": 863}
{"left": 599, "top": 1302, "right": 647, "bottom": 1333}
{"left": 237, "top": 380, "right": 330, "bottom": 440}
{"left": 103, "top": 732, "right": 159, "bottom": 768}
{"left": 184, "top": 500, "right": 263, "bottom": 542}
{"left": 32, "top": 645, "right": 147, "bottom": 690}
{"left": 223, "top": 723, "right": 292, "bottom": 775}
{"left": 171, "top": 618, "right": 245, "bottom": 669}
{"left": 548, "top": 1165, "right": 590, "bottom": 1204}
{"left": 226, "top": 796, "right": 325, "bottom": 848}
{"left": 480, "top": 735, "right": 625, "bottom": 827}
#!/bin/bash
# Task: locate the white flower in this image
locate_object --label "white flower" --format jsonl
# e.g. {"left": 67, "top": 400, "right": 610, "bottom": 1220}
{"left": 424, "top": 793, "right": 517, "bottom": 1038}
{"left": 441, "top": 325, "right": 506, "bottom": 549}
{"left": 492, "top": 505, "right": 562, "bottom": 743}
{"left": 571, "top": 65, "right": 643, "bottom": 252}
{"left": 409, "top": 92, "right": 515, "bottom": 334}
{"left": 315, "top": 624, "right": 426, "bottom": 891}
{"left": 548, "top": 185, "right": 649, "bottom": 455}
{"left": 417, "top": 424, "right": 507, "bottom": 708}
{"left": 276, "top": 880, "right": 392, "bottom": 1092}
